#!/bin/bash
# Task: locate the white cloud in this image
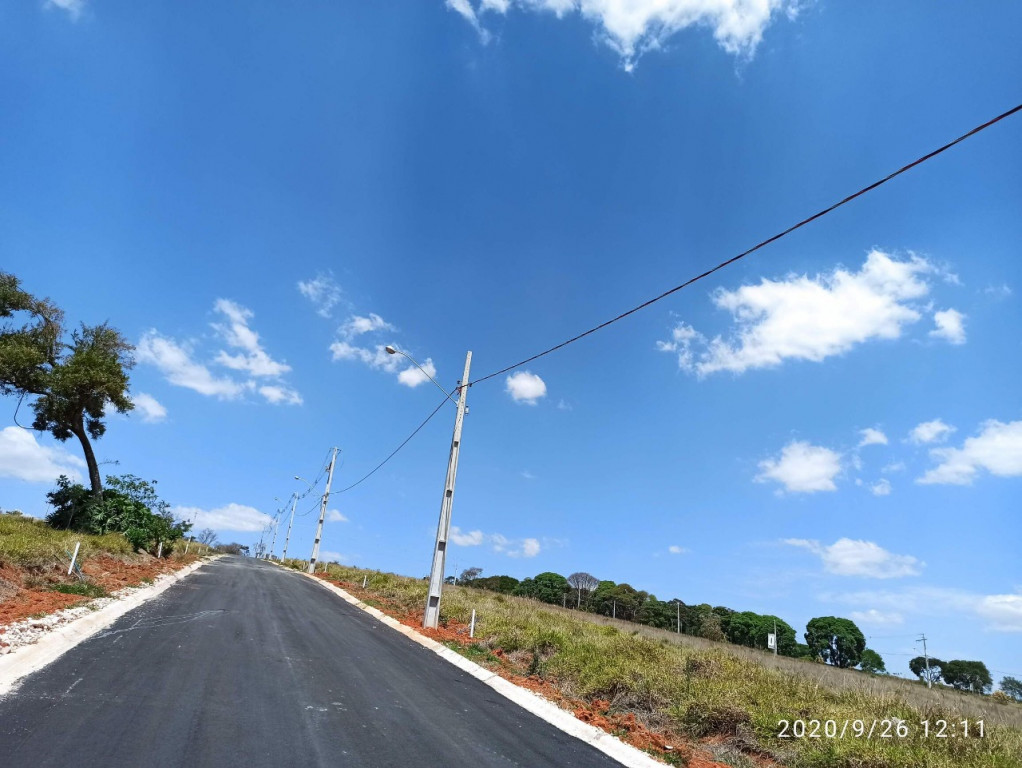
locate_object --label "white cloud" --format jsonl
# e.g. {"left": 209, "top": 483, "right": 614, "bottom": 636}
{"left": 882, "top": 462, "right": 905, "bottom": 474}
{"left": 326, "top": 509, "right": 348, "bottom": 522}
{"left": 397, "top": 358, "right": 438, "bottom": 388}
{"left": 668, "top": 545, "right": 687, "bottom": 555}
{"left": 659, "top": 251, "right": 937, "bottom": 377}
{"left": 340, "top": 313, "right": 395, "bottom": 339}
{"left": 450, "top": 526, "right": 485, "bottom": 546}
{"left": 823, "top": 586, "right": 1022, "bottom": 633}
{"left": 45, "top": 0, "right": 85, "bottom": 20}
{"left": 132, "top": 393, "right": 167, "bottom": 423}
{"left": 785, "top": 538, "right": 923, "bottom": 579}
{"left": 447, "top": 0, "right": 797, "bottom": 70}
{"left": 212, "top": 299, "right": 292, "bottom": 378}
{"left": 519, "top": 538, "right": 541, "bottom": 558}
{"left": 756, "top": 440, "right": 841, "bottom": 494}
{"left": 556, "top": 399, "right": 572, "bottom": 411}
{"left": 297, "top": 273, "right": 342, "bottom": 318}
{"left": 918, "top": 419, "right": 1022, "bottom": 486}
{"left": 258, "top": 385, "right": 303, "bottom": 405}
{"left": 172, "top": 503, "right": 271, "bottom": 532}
{"left": 137, "top": 332, "right": 247, "bottom": 400}
{"left": 930, "top": 308, "right": 966, "bottom": 345}
{"left": 984, "top": 283, "right": 1012, "bottom": 299}
{"left": 505, "top": 371, "right": 547, "bottom": 404}
{"left": 318, "top": 550, "right": 351, "bottom": 564}
{"left": 0, "top": 427, "right": 85, "bottom": 483}
{"left": 870, "top": 479, "right": 892, "bottom": 496}
{"left": 908, "top": 418, "right": 955, "bottom": 445}
{"left": 521, "top": 470, "right": 536, "bottom": 480}
{"left": 139, "top": 301, "right": 300, "bottom": 406}
{"left": 858, "top": 428, "right": 888, "bottom": 447}
{"left": 450, "top": 526, "right": 540, "bottom": 557}
{"left": 976, "top": 594, "right": 1022, "bottom": 632}
{"left": 849, "top": 609, "right": 904, "bottom": 626}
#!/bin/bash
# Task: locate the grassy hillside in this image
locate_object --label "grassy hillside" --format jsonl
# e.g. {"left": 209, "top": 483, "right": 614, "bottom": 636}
{"left": 291, "top": 560, "right": 1022, "bottom": 768}
{"left": 0, "top": 514, "right": 134, "bottom": 569}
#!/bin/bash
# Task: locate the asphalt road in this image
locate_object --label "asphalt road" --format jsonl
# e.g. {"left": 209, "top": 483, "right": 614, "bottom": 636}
{"left": 0, "top": 557, "right": 626, "bottom": 767}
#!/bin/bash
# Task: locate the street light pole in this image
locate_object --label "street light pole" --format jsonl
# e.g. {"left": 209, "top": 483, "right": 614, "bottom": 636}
{"left": 308, "top": 448, "right": 339, "bottom": 574}
{"left": 422, "top": 351, "right": 472, "bottom": 629}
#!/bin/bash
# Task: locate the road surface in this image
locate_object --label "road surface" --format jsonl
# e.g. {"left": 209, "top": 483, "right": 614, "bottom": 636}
{"left": 0, "top": 557, "right": 627, "bottom": 767}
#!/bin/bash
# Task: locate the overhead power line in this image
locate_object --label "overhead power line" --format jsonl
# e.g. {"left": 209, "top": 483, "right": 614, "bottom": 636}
{"left": 336, "top": 397, "right": 449, "bottom": 495}
{"left": 469, "top": 102, "right": 1022, "bottom": 386}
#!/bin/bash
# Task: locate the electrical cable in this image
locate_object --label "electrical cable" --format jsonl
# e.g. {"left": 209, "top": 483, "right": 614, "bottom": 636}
{"left": 469, "top": 102, "right": 1022, "bottom": 386}
{"left": 336, "top": 397, "right": 449, "bottom": 494}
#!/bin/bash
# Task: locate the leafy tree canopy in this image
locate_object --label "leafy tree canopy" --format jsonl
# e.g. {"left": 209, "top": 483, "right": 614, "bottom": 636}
{"left": 909, "top": 656, "right": 944, "bottom": 685}
{"left": 805, "top": 616, "right": 866, "bottom": 668}
{"left": 859, "top": 648, "right": 886, "bottom": 674}
{"left": 942, "top": 660, "right": 993, "bottom": 693}
{"left": 726, "top": 612, "right": 798, "bottom": 656}
{"left": 0, "top": 271, "right": 134, "bottom": 495}
{"left": 46, "top": 474, "right": 187, "bottom": 553}
{"left": 1000, "top": 676, "right": 1022, "bottom": 702}
{"left": 471, "top": 575, "right": 520, "bottom": 594}
{"left": 513, "top": 571, "right": 570, "bottom": 604}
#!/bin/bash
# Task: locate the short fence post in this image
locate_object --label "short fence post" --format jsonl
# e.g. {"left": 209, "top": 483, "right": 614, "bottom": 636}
{"left": 156, "top": 541, "right": 163, "bottom": 559}
{"left": 362, "top": 575, "right": 367, "bottom": 589}
{"left": 68, "top": 541, "right": 81, "bottom": 576}
{"left": 469, "top": 609, "right": 476, "bottom": 639}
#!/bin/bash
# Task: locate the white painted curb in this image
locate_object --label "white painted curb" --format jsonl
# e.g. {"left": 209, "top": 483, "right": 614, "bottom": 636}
{"left": 0, "top": 557, "right": 216, "bottom": 696}
{"left": 300, "top": 572, "right": 665, "bottom": 768}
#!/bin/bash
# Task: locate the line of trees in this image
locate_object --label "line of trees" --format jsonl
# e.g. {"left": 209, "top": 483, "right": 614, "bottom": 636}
{"left": 456, "top": 567, "right": 1009, "bottom": 694}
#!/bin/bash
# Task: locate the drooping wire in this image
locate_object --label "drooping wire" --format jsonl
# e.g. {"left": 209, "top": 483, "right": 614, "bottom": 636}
{"left": 335, "top": 397, "right": 449, "bottom": 494}
{"left": 469, "top": 102, "right": 1022, "bottom": 386}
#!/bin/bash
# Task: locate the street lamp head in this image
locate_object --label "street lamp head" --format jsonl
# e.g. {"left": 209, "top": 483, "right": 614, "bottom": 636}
{"left": 385, "top": 345, "right": 397, "bottom": 355}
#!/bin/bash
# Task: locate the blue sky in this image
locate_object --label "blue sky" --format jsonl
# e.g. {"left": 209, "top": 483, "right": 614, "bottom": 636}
{"left": 1, "top": 1, "right": 1020, "bottom": 683}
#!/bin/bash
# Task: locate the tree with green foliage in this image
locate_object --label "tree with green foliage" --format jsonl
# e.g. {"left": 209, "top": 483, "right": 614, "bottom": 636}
{"left": 941, "top": 660, "right": 993, "bottom": 693}
{"left": 46, "top": 474, "right": 188, "bottom": 553}
{"left": 909, "top": 656, "right": 944, "bottom": 686}
{"left": 472, "top": 575, "right": 520, "bottom": 594}
{"left": 514, "top": 572, "right": 570, "bottom": 605}
{"left": 805, "top": 617, "right": 866, "bottom": 668}
{"left": 458, "top": 567, "right": 482, "bottom": 585}
{"left": 1000, "top": 676, "right": 1022, "bottom": 702}
{"left": 0, "top": 272, "right": 134, "bottom": 496}
{"left": 726, "top": 612, "right": 797, "bottom": 656}
{"left": 859, "top": 648, "right": 886, "bottom": 674}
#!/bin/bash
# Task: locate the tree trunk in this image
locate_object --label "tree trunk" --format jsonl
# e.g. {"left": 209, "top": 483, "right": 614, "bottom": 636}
{"left": 71, "top": 417, "right": 103, "bottom": 497}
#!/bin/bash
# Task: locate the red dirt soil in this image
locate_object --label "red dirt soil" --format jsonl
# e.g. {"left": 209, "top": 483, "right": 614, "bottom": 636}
{"left": 317, "top": 574, "right": 751, "bottom": 767}
{"left": 0, "top": 555, "right": 203, "bottom": 631}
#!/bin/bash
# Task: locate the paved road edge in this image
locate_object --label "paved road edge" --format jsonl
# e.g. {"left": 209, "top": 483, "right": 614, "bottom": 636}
{"left": 300, "top": 571, "right": 665, "bottom": 768}
{"left": 0, "top": 557, "right": 218, "bottom": 697}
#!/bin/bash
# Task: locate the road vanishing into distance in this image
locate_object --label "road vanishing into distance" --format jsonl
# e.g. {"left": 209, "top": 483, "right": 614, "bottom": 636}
{"left": 0, "top": 557, "right": 626, "bottom": 767}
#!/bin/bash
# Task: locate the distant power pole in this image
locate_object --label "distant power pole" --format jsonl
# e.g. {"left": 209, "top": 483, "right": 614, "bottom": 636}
{"left": 308, "top": 447, "right": 339, "bottom": 574}
{"left": 773, "top": 619, "right": 778, "bottom": 657}
{"left": 269, "top": 512, "right": 280, "bottom": 560}
{"left": 676, "top": 602, "right": 681, "bottom": 634}
{"left": 612, "top": 600, "right": 616, "bottom": 620}
{"left": 281, "top": 492, "right": 298, "bottom": 561}
{"left": 919, "top": 634, "right": 932, "bottom": 689}
{"left": 423, "top": 352, "right": 472, "bottom": 629}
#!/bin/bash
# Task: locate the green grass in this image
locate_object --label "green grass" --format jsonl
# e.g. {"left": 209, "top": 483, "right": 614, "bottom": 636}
{"left": 48, "top": 581, "right": 109, "bottom": 598}
{"left": 302, "top": 561, "right": 1022, "bottom": 768}
{"left": 0, "top": 514, "right": 132, "bottom": 569}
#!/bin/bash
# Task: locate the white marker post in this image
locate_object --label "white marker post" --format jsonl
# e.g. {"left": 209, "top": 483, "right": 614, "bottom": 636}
{"left": 470, "top": 609, "right": 476, "bottom": 639}
{"left": 68, "top": 542, "right": 81, "bottom": 576}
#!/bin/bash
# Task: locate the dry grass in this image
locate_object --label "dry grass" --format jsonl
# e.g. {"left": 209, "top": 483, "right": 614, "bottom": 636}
{"left": 301, "top": 561, "right": 1022, "bottom": 768}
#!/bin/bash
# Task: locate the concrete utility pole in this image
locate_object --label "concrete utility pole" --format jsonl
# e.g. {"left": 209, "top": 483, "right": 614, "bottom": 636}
{"left": 773, "top": 619, "right": 778, "bottom": 657}
{"left": 423, "top": 351, "right": 472, "bottom": 629}
{"left": 919, "top": 634, "right": 932, "bottom": 689}
{"left": 676, "top": 601, "right": 681, "bottom": 634}
{"left": 281, "top": 492, "right": 298, "bottom": 561}
{"left": 268, "top": 512, "right": 280, "bottom": 560}
{"left": 308, "top": 447, "right": 339, "bottom": 574}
